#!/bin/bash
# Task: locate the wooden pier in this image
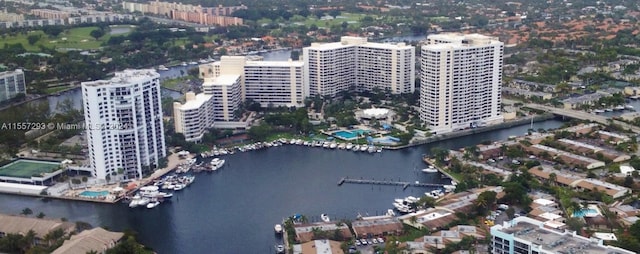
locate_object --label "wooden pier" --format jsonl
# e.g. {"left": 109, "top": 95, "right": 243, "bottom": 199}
{"left": 338, "top": 177, "right": 446, "bottom": 189}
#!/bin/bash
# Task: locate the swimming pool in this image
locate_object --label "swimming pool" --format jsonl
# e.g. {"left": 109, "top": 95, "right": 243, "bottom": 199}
{"left": 333, "top": 130, "right": 368, "bottom": 139}
{"left": 79, "top": 190, "right": 109, "bottom": 198}
{"left": 572, "top": 209, "right": 599, "bottom": 218}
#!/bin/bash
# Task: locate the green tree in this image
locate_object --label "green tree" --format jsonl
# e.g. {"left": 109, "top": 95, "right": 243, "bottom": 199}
{"left": 36, "top": 212, "right": 45, "bottom": 219}
{"left": 21, "top": 208, "right": 33, "bottom": 216}
{"left": 27, "top": 34, "right": 41, "bottom": 45}
{"left": 90, "top": 29, "right": 105, "bottom": 40}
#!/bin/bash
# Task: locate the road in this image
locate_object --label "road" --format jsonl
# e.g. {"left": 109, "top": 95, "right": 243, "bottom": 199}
{"left": 525, "top": 103, "right": 640, "bottom": 133}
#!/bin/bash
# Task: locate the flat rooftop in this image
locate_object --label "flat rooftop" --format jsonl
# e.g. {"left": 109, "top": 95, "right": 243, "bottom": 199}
{"left": 0, "top": 159, "right": 60, "bottom": 179}
{"left": 82, "top": 69, "right": 159, "bottom": 87}
{"left": 177, "top": 93, "right": 213, "bottom": 111}
{"left": 245, "top": 60, "right": 304, "bottom": 67}
{"left": 493, "top": 217, "right": 634, "bottom": 254}
{"left": 211, "top": 74, "right": 241, "bottom": 86}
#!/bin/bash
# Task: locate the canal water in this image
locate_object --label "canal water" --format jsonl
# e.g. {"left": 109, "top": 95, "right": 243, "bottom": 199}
{"left": 0, "top": 119, "right": 564, "bottom": 254}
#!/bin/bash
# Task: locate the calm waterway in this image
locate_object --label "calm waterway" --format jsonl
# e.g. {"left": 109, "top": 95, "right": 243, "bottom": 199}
{"left": 0, "top": 119, "right": 564, "bottom": 253}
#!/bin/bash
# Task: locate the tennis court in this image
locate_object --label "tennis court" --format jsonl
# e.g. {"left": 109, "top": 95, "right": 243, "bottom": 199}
{"left": 0, "top": 159, "right": 61, "bottom": 178}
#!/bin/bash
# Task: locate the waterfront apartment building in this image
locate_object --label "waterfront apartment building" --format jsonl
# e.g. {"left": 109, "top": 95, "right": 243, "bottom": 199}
{"left": 173, "top": 92, "right": 214, "bottom": 142}
{"left": 82, "top": 69, "right": 166, "bottom": 180}
{"left": 0, "top": 69, "right": 26, "bottom": 103}
{"left": 202, "top": 74, "right": 242, "bottom": 121}
{"left": 244, "top": 60, "right": 306, "bottom": 107}
{"left": 490, "top": 216, "right": 634, "bottom": 254}
{"left": 199, "top": 56, "right": 307, "bottom": 107}
{"left": 419, "top": 33, "right": 504, "bottom": 134}
{"left": 303, "top": 36, "right": 415, "bottom": 97}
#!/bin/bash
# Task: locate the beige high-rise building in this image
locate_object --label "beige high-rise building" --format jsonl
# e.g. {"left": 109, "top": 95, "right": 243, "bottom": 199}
{"left": 419, "top": 33, "right": 504, "bottom": 134}
{"left": 173, "top": 92, "right": 214, "bottom": 142}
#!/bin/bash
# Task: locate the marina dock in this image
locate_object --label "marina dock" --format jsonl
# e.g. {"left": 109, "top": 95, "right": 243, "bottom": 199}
{"left": 338, "top": 177, "right": 446, "bottom": 189}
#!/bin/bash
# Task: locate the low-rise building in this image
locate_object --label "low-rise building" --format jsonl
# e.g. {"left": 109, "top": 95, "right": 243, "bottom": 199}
{"left": 292, "top": 239, "right": 344, "bottom": 254}
{"left": 52, "top": 227, "right": 124, "bottom": 254}
{"left": 491, "top": 217, "right": 635, "bottom": 254}
{"left": 561, "top": 93, "right": 606, "bottom": 109}
{"left": 529, "top": 166, "right": 630, "bottom": 199}
{"left": 526, "top": 144, "right": 605, "bottom": 169}
{"left": 293, "top": 222, "right": 352, "bottom": 243}
{"left": 502, "top": 87, "right": 553, "bottom": 100}
{"left": 405, "top": 225, "right": 485, "bottom": 253}
{"left": 0, "top": 214, "right": 75, "bottom": 245}
{"left": 597, "top": 130, "right": 630, "bottom": 145}
{"left": 351, "top": 217, "right": 403, "bottom": 238}
{"left": 558, "top": 139, "right": 630, "bottom": 162}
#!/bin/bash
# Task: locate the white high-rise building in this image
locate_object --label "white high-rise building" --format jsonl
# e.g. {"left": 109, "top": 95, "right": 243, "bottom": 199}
{"left": 203, "top": 74, "right": 242, "bottom": 121}
{"left": 244, "top": 60, "right": 306, "bottom": 107}
{"left": 0, "top": 69, "right": 26, "bottom": 103}
{"left": 173, "top": 92, "right": 214, "bottom": 142}
{"left": 303, "top": 36, "right": 415, "bottom": 97}
{"left": 419, "top": 33, "right": 504, "bottom": 134}
{"left": 82, "top": 69, "right": 166, "bottom": 180}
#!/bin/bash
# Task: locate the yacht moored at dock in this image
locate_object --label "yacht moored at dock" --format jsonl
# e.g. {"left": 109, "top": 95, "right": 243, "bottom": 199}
{"left": 422, "top": 166, "right": 438, "bottom": 173}
{"left": 274, "top": 224, "right": 283, "bottom": 234}
{"left": 210, "top": 158, "right": 226, "bottom": 171}
{"left": 321, "top": 213, "right": 330, "bottom": 222}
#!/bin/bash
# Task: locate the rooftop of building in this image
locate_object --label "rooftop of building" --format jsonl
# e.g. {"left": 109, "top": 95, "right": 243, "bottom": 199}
{"left": 210, "top": 74, "right": 241, "bottom": 86}
{"left": 351, "top": 217, "right": 403, "bottom": 236}
{"left": 307, "top": 36, "right": 413, "bottom": 50}
{"left": 530, "top": 144, "right": 604, "bottom": 165}
{"left": 175, "top": 92, "right": 213, "bottom": 111}
{"left": 245, "top": 59, "right": 304, "bottom": 67}
{"left": 0, "top": 214, "right": 75, "bottom": 238}
{"left": 492, "top": 217, "right": 634, "bottom": 254}
{"left": 292, "top": 239, "right": 344, "bottom": 254}
{"left": 0, "top": 68, "right": 24, "bottom": 76}
{"left": 83, "top": 69, "right": 159, "bottom": 87}
{"left": 51, "top": 227, "right": 124, "bottom": 254}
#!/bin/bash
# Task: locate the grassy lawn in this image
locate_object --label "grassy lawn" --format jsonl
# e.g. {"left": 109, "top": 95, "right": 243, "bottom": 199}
{"left": 161, "top": 77, "right": 189, "bottom": 90}
{"left": 2, "top": 26, "right": 133, "bottom": 52}
{"left": 45, "top": 85, "right": 75, "bottom": 94}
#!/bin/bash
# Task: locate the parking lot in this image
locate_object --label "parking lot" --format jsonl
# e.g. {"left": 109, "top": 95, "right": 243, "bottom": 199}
{"left": 349, "top": 237, "right": 386, "bottom": 254}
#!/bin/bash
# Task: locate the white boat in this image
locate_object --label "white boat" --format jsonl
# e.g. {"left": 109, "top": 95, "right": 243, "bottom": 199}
{"left": 274, "top": 224, "right": 283, "bottom": 234}
{"left": 615, "top": 105, "right": 625, "bottom": 110}
{"left": 353, "top": 145, "right": 360, "bottom": 151}
{"left": 321, "top": 213, "right": 330, "bottom": 222}
{"left": 394, "top": 198, "right": 404, "bottom": 204}
{"left": 173, "top": 184, "right": 185, "bottom": 191}
{"left": 422, "top": 166, "right": 438, "bottom": 173}
{"left": 625, "top": 105, "right": 634, "bottom": 109}
{"left": 276, "top": 245, "right": 285, "bottom": 254}
{"left": 322, "top": 142, "right": 331, "bottom": 148}
{"left": 138, "top": 197, "right": 150, "bottom": 207}
{"left": 157, "top": 65, "right": 169, "bottom": 71}
{"left": 605, "top": 108, "right": 613, "bottom": 112}
{"left": 405, "top": 196, "right": 419, "bottom": 203}
{"left": 593, "top": 109, "right": 605, "bottom": 113}
{"left": 367, "top": 146, "right": 376, "bottom": 153}
{"left": 210, "top": 158, "right": 226, "bottom": 171}
{"left": 128, "top": 195, "right": 143, "bottom": 208}
{"left": 386, "top": 209, "right": 396, "bottom": 217}
{"left": 146, "top": 201, "right": 160, "bottom": 209}
{"left": 338, "top": 143, "right": 346, "bottom": 149}
{"left": 346, "top": 143, "right": 354, "bottom": 150}
{"left": 181, "top": 62, "right": 187, "bottom": 66}
{"left": 360, "top": 145, "right": 368, "bottom": 152}
{"left": 329, "top": 143, "right": 337, "bottom": 149}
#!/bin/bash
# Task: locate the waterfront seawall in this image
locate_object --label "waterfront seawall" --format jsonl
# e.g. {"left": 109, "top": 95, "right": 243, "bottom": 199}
{"left": 391, "top": 114, "right": 556, "bottom": 150}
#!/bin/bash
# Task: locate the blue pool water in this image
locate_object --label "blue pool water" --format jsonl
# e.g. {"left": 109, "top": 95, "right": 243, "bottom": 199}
{"left": 572, "top": 209, "right": 598, "bottom": 218}
{"left": 333, "top": 130, "right": 368, "bottom": 139}
{"left": 79, "top": 190, "right": 109, "bottom": 197}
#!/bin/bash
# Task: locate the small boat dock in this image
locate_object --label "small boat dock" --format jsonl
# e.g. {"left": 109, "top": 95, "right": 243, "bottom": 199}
{"left": 338, "top": 177, "right": 446, "bottom": 189}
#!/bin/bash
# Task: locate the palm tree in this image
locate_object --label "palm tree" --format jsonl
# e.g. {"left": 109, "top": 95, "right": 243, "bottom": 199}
{"left": 548, "top": 172, "right": 557, "bottom": 185}
{"left": 21, "top": 208, "right": 32, "bottom": 216}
